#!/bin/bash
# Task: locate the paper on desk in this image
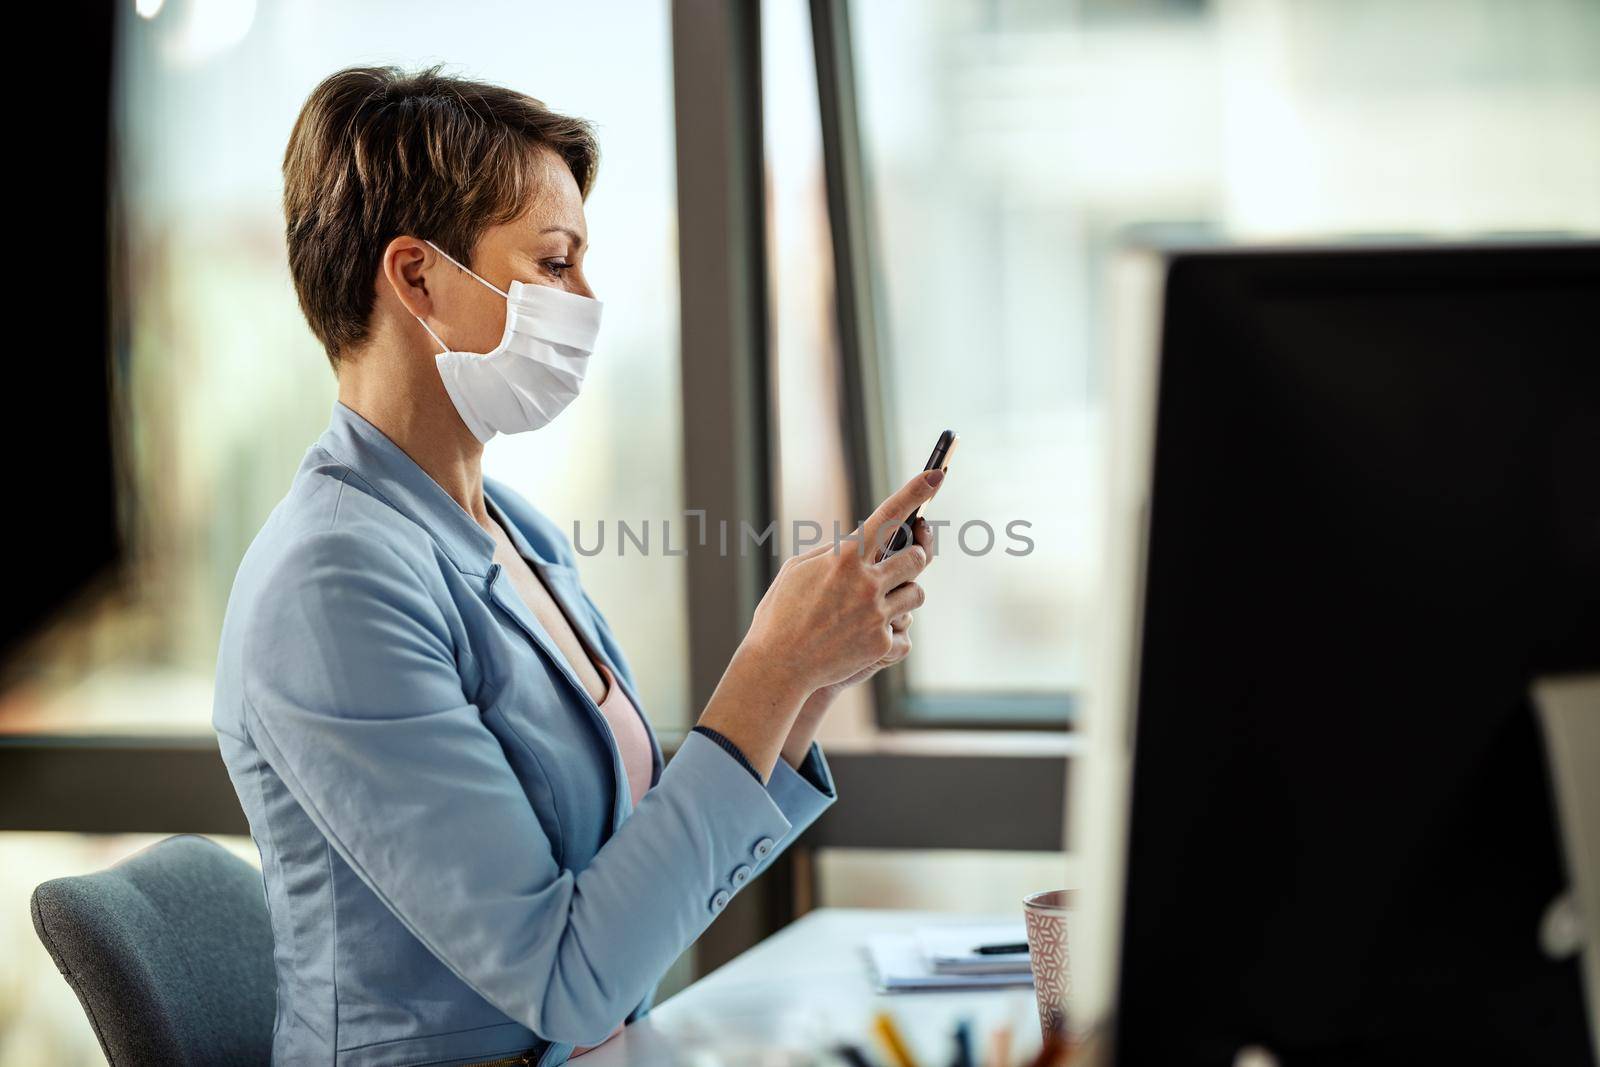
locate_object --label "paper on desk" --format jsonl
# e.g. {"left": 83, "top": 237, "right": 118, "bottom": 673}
{"left": 917, "top": 923, "right": 1033, "bottom": 975}
{"left": 865, "top": 932, "right": 1035, "bottom": 992}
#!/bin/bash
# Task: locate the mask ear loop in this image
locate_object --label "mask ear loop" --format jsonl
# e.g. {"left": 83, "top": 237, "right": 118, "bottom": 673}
{"left": 423, "top": 238, "right": 510, "bottom": 298}
{"left": 413, "top": 239, "right": 510, "bottom": 354}
{"left": 415, "top": 314, "right": 449, "bottom": 354}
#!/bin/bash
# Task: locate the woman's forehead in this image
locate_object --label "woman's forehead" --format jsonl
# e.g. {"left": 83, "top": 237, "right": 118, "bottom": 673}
{"left": 520, "top": 146, "right": 587, "bottom": 231}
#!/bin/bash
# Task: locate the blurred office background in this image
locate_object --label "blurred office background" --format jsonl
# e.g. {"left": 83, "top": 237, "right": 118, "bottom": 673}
{"left": 2, "top": 0, "right": 1597, "bottom": 1061}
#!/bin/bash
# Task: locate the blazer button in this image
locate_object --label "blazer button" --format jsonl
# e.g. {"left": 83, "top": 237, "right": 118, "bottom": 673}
{"left": 753, "top": 837, "right": 775, "bottom": 859}
{"left": 731, "top": 864, "right": 752, "bottom": 887}
{"left": 710, "top": 889, "right": 731, "bottom": 913}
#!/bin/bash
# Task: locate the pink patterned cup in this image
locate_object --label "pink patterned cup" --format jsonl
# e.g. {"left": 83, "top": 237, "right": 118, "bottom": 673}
{"left": 1022, "top": 889, "right": 1075, "bottom": 1041}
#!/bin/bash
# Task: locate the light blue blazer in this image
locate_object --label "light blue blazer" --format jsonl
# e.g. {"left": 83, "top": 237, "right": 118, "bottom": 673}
{"left": 213, "top": 402, "right": 837, "bottom": 1066}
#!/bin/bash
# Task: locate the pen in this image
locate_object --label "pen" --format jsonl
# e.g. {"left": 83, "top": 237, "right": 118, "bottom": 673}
{"left": 972, "top": 942, "right": 1029, "bottom": 955}
{"left": 951, "top": 1019, "right": 974, "bottom": 1067}
{"left": 834, "top": 1043, "right": 877, "bottom": 1067}
{"left": 873, "top": 1011, "right": 921, "bottom": 1067}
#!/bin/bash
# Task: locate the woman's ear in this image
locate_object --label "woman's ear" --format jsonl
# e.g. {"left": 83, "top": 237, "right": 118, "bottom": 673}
{"left": 382, "top": 236, "right": 434, "bottom": 319}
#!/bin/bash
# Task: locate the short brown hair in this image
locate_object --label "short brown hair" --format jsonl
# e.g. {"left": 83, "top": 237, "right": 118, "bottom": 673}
{"left": 282, "top": 65, "right": 599, "bottom": 366}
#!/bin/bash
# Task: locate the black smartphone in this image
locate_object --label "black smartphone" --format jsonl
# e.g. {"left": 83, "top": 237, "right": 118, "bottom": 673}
{"left": 878, "top": 429, "right": 958, "bottom": 562}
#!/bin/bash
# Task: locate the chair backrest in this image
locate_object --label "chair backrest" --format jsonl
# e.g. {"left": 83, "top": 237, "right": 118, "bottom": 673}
{"left": 30, "top": 834, "right": 276, "bottom": 1066}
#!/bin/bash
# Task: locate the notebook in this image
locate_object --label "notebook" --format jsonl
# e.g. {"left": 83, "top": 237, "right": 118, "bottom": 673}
{"left": 916, "top": 923, "right": 1033, "bottom": 975}
{"left": 864, "top": 928, "right": 1035, "bottom": 993}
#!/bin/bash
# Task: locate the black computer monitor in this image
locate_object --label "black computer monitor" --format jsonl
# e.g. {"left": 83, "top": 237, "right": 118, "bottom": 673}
{"left": 3, "top": 5, "right": 121, "bottom": 672}
{"left": 1112, "top": 243, "right": 1599, "bottom": 1065}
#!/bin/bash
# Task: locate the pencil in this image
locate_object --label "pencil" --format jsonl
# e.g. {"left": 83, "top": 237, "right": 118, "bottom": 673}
{"left": 873, "top": 1011, "right": 921, "bottom": 1067}
{"left": 985, "top": 1022, "right": 1012, "bottom": 1067}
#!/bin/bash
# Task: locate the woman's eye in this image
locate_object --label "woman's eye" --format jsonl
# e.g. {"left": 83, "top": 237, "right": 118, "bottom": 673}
{"left": 544, "top": 260, "right": 571, "bottom": 278}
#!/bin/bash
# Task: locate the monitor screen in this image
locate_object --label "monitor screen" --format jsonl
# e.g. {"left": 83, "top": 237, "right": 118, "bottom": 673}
{"left": 1115, "top": 243, "right": 1599, "bottom": 1065}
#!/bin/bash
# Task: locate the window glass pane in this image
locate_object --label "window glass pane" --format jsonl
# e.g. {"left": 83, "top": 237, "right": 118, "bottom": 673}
{"left": 1, "top": 0, "right": 688, "bottom": 733}
{"left": 847, "top": 0, "right": 1600, "bottom": 714}
{"left": 761, "top": 0, "right": 878, "bottom": 741}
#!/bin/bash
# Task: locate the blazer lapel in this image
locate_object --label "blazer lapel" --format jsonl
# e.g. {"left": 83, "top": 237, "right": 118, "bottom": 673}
{"left": 538, "top": 566, "right": 665, "bottom": 791}
{"left": 481, "top": 491, "right": 661, "bottom": 816}
{"left": 486, "top": 566, "right": 631, "bottom": 829}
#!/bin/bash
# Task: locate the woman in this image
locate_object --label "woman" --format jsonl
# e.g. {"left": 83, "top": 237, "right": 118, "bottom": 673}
{"left": 213, "top": 66, "right": 940, "bottom": 1067}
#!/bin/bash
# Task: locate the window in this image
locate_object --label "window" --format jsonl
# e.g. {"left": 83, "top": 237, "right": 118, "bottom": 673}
{"left": 1, "top": 0, "right": 691, "bottom": 733}
{"left": 833, "top": 0, "right": 1600, "bottom": 727}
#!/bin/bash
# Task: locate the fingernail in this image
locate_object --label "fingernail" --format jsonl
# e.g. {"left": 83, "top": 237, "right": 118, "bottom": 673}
{"left": 924, "top": 469, "right": 945, "bottom": 488}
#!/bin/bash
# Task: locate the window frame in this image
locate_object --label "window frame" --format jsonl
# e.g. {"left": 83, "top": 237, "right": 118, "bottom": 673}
{"left": 808, "top": 0, "right": 1074, "bottom": 731}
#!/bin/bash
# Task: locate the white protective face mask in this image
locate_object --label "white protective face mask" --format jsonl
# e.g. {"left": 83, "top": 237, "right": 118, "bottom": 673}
{"left": 415, "top": 239, "right": 603, "bottom": 443}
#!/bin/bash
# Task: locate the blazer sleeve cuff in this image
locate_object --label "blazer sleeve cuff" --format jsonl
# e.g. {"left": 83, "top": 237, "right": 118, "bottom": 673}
{"left": 663, "top": 729, "right": 795, "bottom": 854}
{"left": 792, "top": 741, "right": 835, "bottom": 798}
{"left": 763, "top": 740, "right": 837, "bottom": 842}
{"left": 690, "top": 724, "right": 763, "bottom": 783}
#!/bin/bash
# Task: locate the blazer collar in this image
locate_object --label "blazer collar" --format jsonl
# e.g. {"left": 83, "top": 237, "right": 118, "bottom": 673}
{"left": 316, "top": 402, "right": 500, "bottom": 577}
{"left": 484, "top": 491, "right": 561, "bottom": 570}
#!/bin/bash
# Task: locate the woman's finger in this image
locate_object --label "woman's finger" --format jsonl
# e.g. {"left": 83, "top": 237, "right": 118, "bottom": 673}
{"left": 884, "top": 580, "right": 925, "bottom": 617}
{"left": 876, "top": 540, "right": 928, "bottom": 588}
{"left": 790, "top": 538, "right": 835, "bottom": 563}
{"left": 862, "top": 469, "right": 944, "bottom": 558}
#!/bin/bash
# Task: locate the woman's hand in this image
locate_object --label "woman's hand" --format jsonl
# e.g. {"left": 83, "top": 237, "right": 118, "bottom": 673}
{"left": 811, "top": 514, "right": 933, "bottom": 692}
{"left": 744, "top": 470, "right": 942, "bottom": 694}
{"left": 695, "top": 470, "right": 943, "bottom": 780}
{"left": 824, "top": 614, "right": 913, "bottom": 690}
{"left": 776, "top": 605, "right": 916, "bottom": 771}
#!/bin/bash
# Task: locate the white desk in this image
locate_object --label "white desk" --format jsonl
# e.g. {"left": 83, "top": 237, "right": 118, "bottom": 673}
{"left": 579, "top": 908, "right": 1045, "bottom": 1066}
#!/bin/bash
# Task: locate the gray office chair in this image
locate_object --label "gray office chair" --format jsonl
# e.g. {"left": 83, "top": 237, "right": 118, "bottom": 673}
{"left": 30, "top": 834, "right": 276, "bottom": 1066}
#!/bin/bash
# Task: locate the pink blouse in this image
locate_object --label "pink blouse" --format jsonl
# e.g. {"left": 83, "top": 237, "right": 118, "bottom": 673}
{"left": 571, "top": 659, "right": 652, "bottom": 1056}
{"left": 592, "top": 660, "right": 652, "bottom": 809}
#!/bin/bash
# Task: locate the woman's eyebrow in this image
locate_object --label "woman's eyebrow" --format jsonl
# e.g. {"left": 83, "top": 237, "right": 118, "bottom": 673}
{"left": 540, "top": 226, "right": 586, "bottom": 248}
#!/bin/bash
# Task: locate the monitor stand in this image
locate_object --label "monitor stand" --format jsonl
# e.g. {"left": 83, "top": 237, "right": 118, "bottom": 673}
{"left": 1534, "top": 673, "right": 1600, "bottom": 1059}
